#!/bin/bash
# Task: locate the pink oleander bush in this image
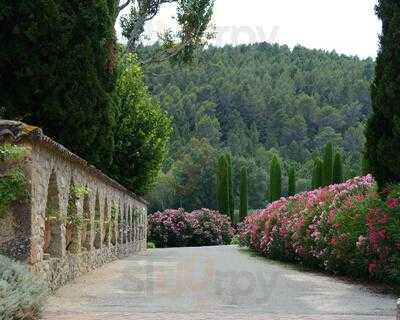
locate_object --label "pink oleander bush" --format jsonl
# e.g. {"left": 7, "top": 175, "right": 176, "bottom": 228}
{"left": 148, "top": 208, "right": 234, "bottom": 248}
{"left": 238, "top": 175, "right": 400, "bottom": 284}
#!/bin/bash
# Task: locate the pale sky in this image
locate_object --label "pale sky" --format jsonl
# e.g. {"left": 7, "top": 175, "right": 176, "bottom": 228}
{"left": 117, "top": 0, "right": 381, "bottom": 59}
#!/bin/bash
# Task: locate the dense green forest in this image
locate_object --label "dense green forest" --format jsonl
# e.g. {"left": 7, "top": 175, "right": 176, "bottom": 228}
{"left": 143, "top": 43, "right": 375, "bottom": 212}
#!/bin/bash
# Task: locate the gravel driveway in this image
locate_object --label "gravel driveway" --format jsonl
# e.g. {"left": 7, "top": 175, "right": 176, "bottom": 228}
{"left": 43, "top": 245, "right": 397, "bottom": 320}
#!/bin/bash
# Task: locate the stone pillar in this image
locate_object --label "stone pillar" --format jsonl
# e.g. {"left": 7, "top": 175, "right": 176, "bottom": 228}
{"left": 105, "top": 200, "right": 111, "bottom": 248}
{"left": 397, "top": 299, "right": 400, "bottom": 320}
{"left": 129, "top": 206, "right": 133, "bottom": 243}
{"left": 30, "top": 165, "right": 49, "bottom": 264}
{"left": 114, "top": 203, "right": 119, "bottom": 247}
{"left": 120, "top": 205, "right": 125, "bottom": 246}
{"left": 143, "top": 209, "right": 147, "bottom": 249}
{"left": 133, "top": 209, "right": 138, "bottom": 250}
{"left": 89, "top": 193, "right": 96, "bottom": 252}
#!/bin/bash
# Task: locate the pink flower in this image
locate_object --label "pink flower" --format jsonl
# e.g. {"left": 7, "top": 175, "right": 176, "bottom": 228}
{"left": 385, "top": 198, "right": 400, "bottom": 209}
{"left": 368, "top": 261, "right": 377, "bottom": 275}
{"left": 236, "top": 175, "right": 397, "bottom": 281}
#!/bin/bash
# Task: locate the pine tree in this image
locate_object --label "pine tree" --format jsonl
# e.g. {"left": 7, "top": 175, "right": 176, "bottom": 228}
{"left": 239, "top": 166, "right": 248, "bottom": 222}
{"left": 269, "top": 155, "right": 282, "bottom": 202}
{"left": 288, "top": 167, "right": 296, "bottom": 196}
{"left": 217, "top": 155, "right": 230, "bottom": 215}
{"left": 225, "top": 153, "right": 234, "bottom": 220}
{"left": 322, "top": 143, "right": 334, "bottom": 186}
{"left": 365, "top": 0, "right": 400, "bottom": 192}
{"left": 312, "top": 158, "right": 323, "bottom": 189}
{"left": 333, "top": 153, "right": 343, "bottom": 184}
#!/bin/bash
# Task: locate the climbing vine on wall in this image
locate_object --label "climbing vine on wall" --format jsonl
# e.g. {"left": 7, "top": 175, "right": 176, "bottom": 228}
{"left": 0, "top": 144, "right": 28, "bottom": 162}
{"left": 66, "top": 185, "right": 89, "bottom": 227}
{"left": 72, "top": 185, "right": 89, "bottom": 199}
{"left": 0, "top": 144, "right": 28, "bottom": 218}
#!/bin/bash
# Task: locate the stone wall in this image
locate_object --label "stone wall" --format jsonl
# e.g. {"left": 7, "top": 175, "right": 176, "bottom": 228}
{"left": 0, "top": 121, "right": 147, "bottom": 290}
{"left": 397, "top": 299, "right": 400, "bottom": 320}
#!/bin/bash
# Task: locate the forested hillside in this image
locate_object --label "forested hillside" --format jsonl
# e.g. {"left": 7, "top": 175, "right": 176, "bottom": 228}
{"left": 142, "top": 43, "right": 375, "bottom": 212}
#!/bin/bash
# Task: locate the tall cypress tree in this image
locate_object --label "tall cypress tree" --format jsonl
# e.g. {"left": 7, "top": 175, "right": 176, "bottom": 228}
{"left": 312, "top": 158, "right": 323, "bottom": 189}
{"left": 217, "top": 155, "right": 229, "bottom": 215}
{"left": 288, "top": 167, "right": 296, "bottom": 196}
{"left": 0, "top": 1, "right": 117, "bottom": 170}
{"left": 333, "top": 152, "right": 343, "bottom": 184}
{"left": 312, "top": 162, "right": 318, "bottom": 190}
{"left": 365, "top": 0, "right": 400, "bottom": 192}
{"left": 239, "top": 166, "right": 248, "bottom": 222}
{"left": 225, "top": 153, "right": 234, "bottom": 219}
{"left": 269, "top": 155, "right": 282, "bottom": 202}
{"left": 322, "top": 143, "right": 334, "bottom": 186}
{"left": 316, "top": 159, "right": 324, "bottom": 188}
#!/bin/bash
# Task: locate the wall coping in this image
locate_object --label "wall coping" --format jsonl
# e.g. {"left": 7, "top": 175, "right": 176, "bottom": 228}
{"left": 0, "top": 120, "right": 147, "bottom": 206}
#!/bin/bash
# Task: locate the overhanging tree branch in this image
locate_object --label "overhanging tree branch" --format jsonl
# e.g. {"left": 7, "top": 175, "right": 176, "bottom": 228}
{"left": 118, "top": 0, "right": 131, "bottom": 13}
{"left": 118, "top": 0, "right": 215, "bottom": 63}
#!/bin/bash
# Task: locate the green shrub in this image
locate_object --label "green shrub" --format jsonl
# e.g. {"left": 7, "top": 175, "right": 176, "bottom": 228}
{"left": 230, "top": 235, "right": 241, "bottom": 245}
{"left": 0, "top": 169, "right": 28, "bottom": 218}
{"left": 0, "top": 255, "right": 47, "bottom": 320}
{"left": 108, "top": 55, "right": 171, "bottom": 194}
{"left": 0, "top": 144, "right": 29, "bottom": 218}
{"left": 0, "top": 145, "right": 27, "bottom": 163}
{"left": 147, "top": 242, "right": 156, "bottom": 249}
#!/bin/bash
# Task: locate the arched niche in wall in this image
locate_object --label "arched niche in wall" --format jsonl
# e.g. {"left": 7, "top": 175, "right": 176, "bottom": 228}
{"left": 66, "top": 179, "right": 80, "bottom": 254}
{"left": 44, "top": 170, "right": 62, "bottom": 258}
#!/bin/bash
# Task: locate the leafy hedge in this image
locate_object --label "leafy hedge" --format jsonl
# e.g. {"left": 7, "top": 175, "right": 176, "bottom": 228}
{"left": 148, "top": 208, "right": 234, "bottom": 248}
{"left": 239, "top": 176, "right": 400, "bottom": 284}
{"left": 0, "top": 255, "right": 47, "bottom": 320}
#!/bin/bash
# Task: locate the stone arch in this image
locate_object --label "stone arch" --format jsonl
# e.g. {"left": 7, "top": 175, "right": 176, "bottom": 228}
{"left": 44, "top": 170, "right": 62, "bottom": 258}
{"left": 81, "top": 189, "right": 91, "bottom": 251}
{"left": 93, "top": 191, "right": 102, "bottom": 249}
